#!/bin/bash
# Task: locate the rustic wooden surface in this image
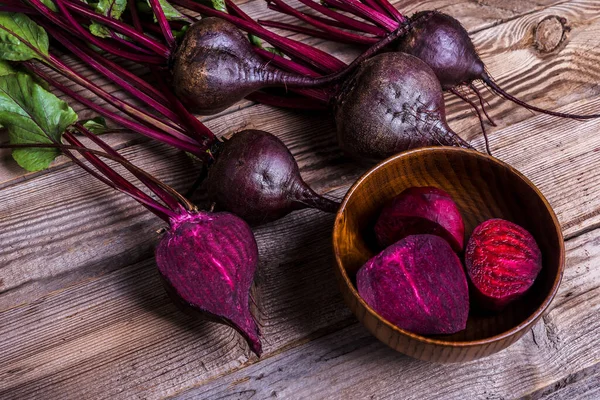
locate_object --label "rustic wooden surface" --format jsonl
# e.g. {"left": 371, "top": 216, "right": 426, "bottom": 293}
{"left": 1, "top": 0, "right": 600, "bottom": 398}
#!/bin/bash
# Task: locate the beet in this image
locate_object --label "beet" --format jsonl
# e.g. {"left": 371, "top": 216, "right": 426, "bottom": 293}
{"left": 334, "top": 52, "right": 472, "bottom": 161}
{"left": 357, "top": 234, "right": 469, "bottom": 335}
{"left": 171, "top": 17, "right": 332, "bottom": 115}
{"left": 465, "top": 218, "right": 543, "bottom": 311}
{"left": 397, "top": 11, "right": 600, "bottom": 120}
{"left": 205, "top": 129, "right": 339, "bottom": 224}
{"left": 374, "top": 186, "right": 464, "bottom": 252}
{"left": 156, "top": 210, "right": 262, "bottom": 355}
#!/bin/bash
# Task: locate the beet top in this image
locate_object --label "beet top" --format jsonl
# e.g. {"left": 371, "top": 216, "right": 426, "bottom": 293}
{"left": 465, "top": 218, "right": 543, "bottom": 311}
{"left": 156, "top": 210, "right": 262, "bottom": 355}
{"left": 357, "top": 234, "right": 469, "bottom": 335}
{"left": 374, "top": 186, "right": 465, "bottom": 252}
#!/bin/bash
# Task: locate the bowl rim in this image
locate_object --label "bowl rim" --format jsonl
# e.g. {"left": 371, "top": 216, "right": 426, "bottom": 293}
{"left": 333, "top": 146, "right": 565, "bottom": 347}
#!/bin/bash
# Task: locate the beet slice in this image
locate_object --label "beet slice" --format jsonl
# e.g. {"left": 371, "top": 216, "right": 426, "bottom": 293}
{"left": 156, "top": 211, "right": 261, "bottom": 355}
{"left": 357, "top": 234, "right": 469, "bottom": 335}
{"left": 374, "top": 186, "right": 464, "bottom": 252}
{"left": 465, "top": 219, "right": 543, "bottom": 311}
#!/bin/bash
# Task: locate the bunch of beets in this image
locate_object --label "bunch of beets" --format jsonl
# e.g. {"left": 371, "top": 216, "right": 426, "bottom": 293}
{"left": 0, "top": 0, "right": 591, "bottom": 355}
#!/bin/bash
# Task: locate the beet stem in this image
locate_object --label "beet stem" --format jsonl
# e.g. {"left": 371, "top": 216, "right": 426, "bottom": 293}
{"left": 289, "top": 0, "right": 385, "bottom": 35}
{"left": 128, "top": 0, "right": 144, "bottom": 32}
{"left": 75, "top": 124, "right": 182, "bottom": 210}
{"left": 57, "top": 0, "right": 171, "bottom": 57}
{"left": 450, "top": 87, "right": 492, "bottom": 155}
{"left": 373, "top": 0, "right": 405, "bottom": 24}
{"left": 29, "top": 0, "right": 165, "bottom": 64}
{"left": 43, "top": 25, "right": 183, "bottom": 126}
{"left": 148, "top": 0, "right": 176, "bottom": 48}
{"left": 258, "top": 19, "right": 359, "bottom": 44}
{"left": 481, "top": 72, "right": 600, "bottom": 120}
{"left": 321, "top": 0, "right": 396, "bottom": 31}
{"left": 25, "top": 63, "right": 206, "bottom": 155}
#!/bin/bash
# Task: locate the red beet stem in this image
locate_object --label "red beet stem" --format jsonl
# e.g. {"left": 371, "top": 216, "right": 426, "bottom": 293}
{"left": 75, "top": 124, "right": 181, "bottom": 211}
{"left": 43, "top": 54, "right": 191, "bottom": 142}
{"left": 128, "top": 0, "right": 144, "bottom": 32}
{"left": 148, "top": 0, "right": 176, "bottom": 48}
{"left": 57, "top": 0, "right": 171, "bottom": 57}
{"left": 481, "top": 72, "right": 600, "bottom": 120}
{"left": 25, "top": 63, "right": 206, "bottom": 155}
{"left": 320, "top": 0, "right": 397, "bottom": 31}
{"left": 373, "top": 0, "right": 405, "bottom": 23}
{"left": 266, "top": 0, "right": 378, "bottom": 44}
{"left": 43, "top": 25, "right": 182, "bottom": 126}
{"left": 287, "top": 0, "right": 385, "bottom": 35}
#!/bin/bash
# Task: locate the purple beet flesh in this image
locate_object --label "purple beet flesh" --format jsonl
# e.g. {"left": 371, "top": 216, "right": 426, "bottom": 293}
{"left": 374, "top": 186, "right": 465, "bottom": 252}
{"left": 156, "top": 210, "right": 261, "bottom": 355}
{"left": 357, "top": 234, "right": 469, "bottom": 335}
{"left": 465, "top": 218, "right": 543, "bottom": 311}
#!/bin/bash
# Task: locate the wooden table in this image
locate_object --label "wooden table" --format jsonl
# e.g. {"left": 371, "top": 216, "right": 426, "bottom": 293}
{"left": 1, "top": 0, "right": 600, "bottom": 398}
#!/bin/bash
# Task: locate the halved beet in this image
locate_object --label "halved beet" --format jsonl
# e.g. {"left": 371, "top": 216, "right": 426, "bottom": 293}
{"left": 374, "top": 186, "right": 464, "bottom": 252}
{"left": 465, "top": 219, "right": 543, "bottom": 311}
{"left": 156, "top": 210, "right": 261, "bottom": 355}
{"left": 357, "top": 234, "right": 469, "bottom": 335}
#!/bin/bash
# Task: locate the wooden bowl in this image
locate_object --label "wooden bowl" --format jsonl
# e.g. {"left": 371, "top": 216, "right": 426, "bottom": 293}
{"left": 332, "top": 147, "right": 564, "bottom": 363}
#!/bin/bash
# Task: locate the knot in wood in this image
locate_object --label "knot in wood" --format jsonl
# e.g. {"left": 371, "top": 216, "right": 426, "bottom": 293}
{"left": 534, "top": 16, "right": 568, "bottom": 53}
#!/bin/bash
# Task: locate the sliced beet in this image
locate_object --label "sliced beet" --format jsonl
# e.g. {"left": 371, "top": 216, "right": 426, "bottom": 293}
{"left": 357, "top": 234, "right": 469, "bottom": 335}
{"left": 465, "top": 218, "right": 543, "bottom": 311}
{"left": 374, "top": 186, "right": 464, "bottom": 252}
{"left": 155, "top": 210, "right": 261, "bottom": 355}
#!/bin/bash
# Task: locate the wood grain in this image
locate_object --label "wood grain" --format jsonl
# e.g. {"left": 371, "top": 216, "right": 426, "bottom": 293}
{"left": 1, "top": 0, "right": 600, "bottom": 398}
{"left": 172, "top": 226, "right": 600, "bottom": 399}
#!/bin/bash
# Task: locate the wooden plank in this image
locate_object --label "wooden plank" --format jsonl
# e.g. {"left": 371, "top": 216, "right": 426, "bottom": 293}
{"left": 527, "top": 363, "right": 600, "bottom": 399}
{"left": 171, "top": 227, "right": 600, "bottom": 400}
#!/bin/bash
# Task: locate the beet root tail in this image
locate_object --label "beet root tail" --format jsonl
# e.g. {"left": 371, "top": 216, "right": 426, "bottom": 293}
{"left": 481, "top": 72, "right": 600, "bottom": 120}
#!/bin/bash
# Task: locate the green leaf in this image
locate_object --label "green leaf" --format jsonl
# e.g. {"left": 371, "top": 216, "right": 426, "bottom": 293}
{"left": 264, "top": 46, "right": 284, "bottom": 57}
{"left": 0, "top": 72, "right": 78, "bottom": 171}
{"left": 210, "top": 0, "right": 226, "bottom": 12}
{"left": 172, "top": 24, "right": 189, "bottom": 40}
{"left": 40, "top": 0, "right": 58, "bottom": 12}
{"left": 90, "top": 0, "right": 127, "bottom": 38}
{"left": 81, "top": 116, "right": 108, "bottom": 134}
{"left": 146, "top": 0, "right": 187, "bottom": 21}
{"left": 0, "top": 13, "right": 49, "bottom": 61}
{"left": 0, "top": 60, "right": 15, "bottom": 76}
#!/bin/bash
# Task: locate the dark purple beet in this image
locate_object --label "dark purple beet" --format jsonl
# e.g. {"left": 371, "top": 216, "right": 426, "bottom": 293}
{"left": 397, "top": 11, "right": 600, "bottom": 120}
{"left": 205, "top": 129, "right": 339, "bottom": 224}
{"left": 357, "top": 234, "right": 469, "bottom": 335}
{"left": 374, "top": 186, "right": 464, "bottom": 252}
{"left": 465, "top": 219, "right": 542, "bottom": 312}
{"left": 156, "top": 210, "right": 262, "bottom": 355}
{"left": 171, "top": 17, "right": 332, "bottom": 115}
{"left": 334, "top": 52, "right": 472, "bottom": 161}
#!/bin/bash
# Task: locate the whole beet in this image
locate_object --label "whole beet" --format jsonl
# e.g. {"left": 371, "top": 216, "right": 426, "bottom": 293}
{"left": 156, "top": 210, "right": 262, "bottom": 355}
{"left": 171, "top": 17, "right": 329, "bottom": 115}
{"left": 334, "top": 52, "right": 471, "bottom": 161}
{"left": 357, "top": 234, "right": 469, "bottom": 335}
{"left": 465, "top": 219, "right": 543, "bottom": 311}
{"left": 374, "top": 186, "right": 465, "bottom": 252}
{"left": 396, "top": 11, "right": 599, "bottom": 119}
{"left": 205, "top": 130, "right": 339, "bottom": 224}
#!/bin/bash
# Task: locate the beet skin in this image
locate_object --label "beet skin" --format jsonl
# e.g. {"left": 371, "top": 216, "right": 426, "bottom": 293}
{"left": 465, "top": 219, "right": 543, "bottom": 311}
{"left": 156, "top": 210, "right": 262, "bottom": 355}
{"left": 334, "top": 53, "right": 471, "bottom": 161}
{"left": 206, "top": 130, "right": 339, "bottom": 224}
{"left": 374, "top": 186, "right": 464, "bottom": 252}
{"left": 357, "top": 234, "right": 469, "bottom": 335}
